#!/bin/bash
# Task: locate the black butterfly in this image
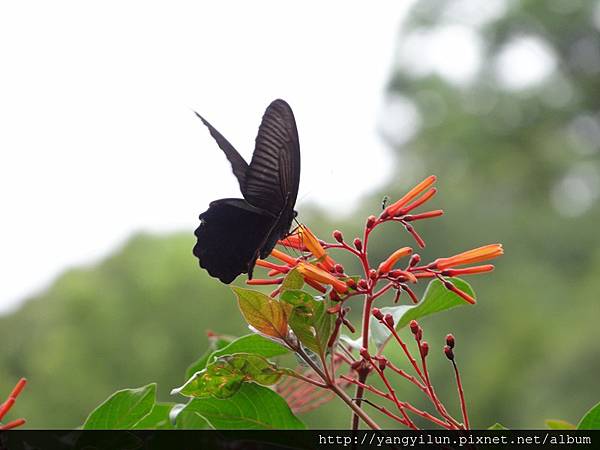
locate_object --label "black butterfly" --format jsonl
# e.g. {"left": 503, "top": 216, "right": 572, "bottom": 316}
{"left": 192, "top": 99, "right": 301, "bottom": 284}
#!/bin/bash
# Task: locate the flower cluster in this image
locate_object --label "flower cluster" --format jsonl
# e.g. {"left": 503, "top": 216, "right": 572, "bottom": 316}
{"left": 242, "top": 175, "right": 503, "bottom": 430}
{"left": 0, "top": 378, "right": 27, "bottom": 430}
{"left": 249, "top": 175, "right": 502, "bottom": 307}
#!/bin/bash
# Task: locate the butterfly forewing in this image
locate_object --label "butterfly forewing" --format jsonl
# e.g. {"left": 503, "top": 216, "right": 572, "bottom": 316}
{"left": 194, "top": 111, "right": 249, "bottom": 192}
{"left": 243, "top": 99, "right": 300, "bottom": 215}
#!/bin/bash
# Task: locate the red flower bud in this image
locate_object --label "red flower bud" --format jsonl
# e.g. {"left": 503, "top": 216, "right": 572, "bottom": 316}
{"left": 446, "top": 334, "right": 455, "bottom": 348}
{"left": 359, "top": 347, "right": 370, "bottom": 360}
{"left": 357, "top": 279, "right": 369, "bottom": 290}
{"left": 366, "top": 215, "right": 377, "bottom": 229}
{"left": 444, "top": 345, "right": 454, "bottom": 360}
{"left": 334, "top": 264, "right": 345, "bottom": 274}
{"left": 409, "top": 320, "right": 420, "bottom": 335}
{"left": 420, "top": 341, "right": 429, "bottom": 358}
{"left": 384, "top": 313, "right": 395, "bottom": 327}
{"left": 369, "top": 269, "right": 377, "bottom": 280}
{"left": 378, "top": 357, "right": 387, "bottom": 371}
{"left": 333, "top": 230, "right": 344, "bottom": 243}
{"left": 372, "top": 307, "right": 384, "bottom": 320}
{"left": 353, "top": 238, "right": 363, "bottom": 251}
{"left": 346, "top": 278, "right": 357, "bottom": 289}
{"left": 409, "top": 254, "right": 421, "bottom": 267}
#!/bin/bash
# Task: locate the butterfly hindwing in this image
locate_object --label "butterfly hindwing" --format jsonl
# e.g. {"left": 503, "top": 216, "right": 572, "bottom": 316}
{"left": 193, "top": 199, "right": 275, "bottom": 284}
{"left": 243, "top": 99, "right": 301, "bottom": 215}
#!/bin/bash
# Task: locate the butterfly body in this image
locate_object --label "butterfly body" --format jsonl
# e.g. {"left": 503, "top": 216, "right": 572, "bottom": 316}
{"left": 193, "top": 99, "right": 300, "bottom": 283}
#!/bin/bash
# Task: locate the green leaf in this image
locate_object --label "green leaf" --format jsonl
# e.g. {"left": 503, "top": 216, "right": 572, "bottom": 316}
{"left": 83, "top": 383, "right": 156, "bottom": 429}
{"left": 173, "top": 353, "right": 290, "bottom": 399}
{"left": 280, "top": 289, "right": 333, "bottom": 357}
{"left": 488, "top": 422, "right": 508, "bottom": 430}
{"left": 232, "top": 287, "right": 288, "bottom": 339}
{"left": 281, "top": 268, "right": 304, "bottom": 292}
{"left": 132, "top": 403, "right": 175, "bottom": 429}
{"left": 210, "top": 334, "right": 290, "bottom": 361}
{"left": 545, "top": 419, "right": 576, "bottom": 430}
{"left": 179, "top": 383, "right": 305, "bottom": 429}
{"left": 175, "top": 404, "right": 209, "bottom": 429}
{"left": 185, "top": 334, "right": 236, "bottom": 381}
{"left": 370, "top": 278, "right": 475, "bottom": 349}
{"left": 186, "top": 334, "right": 289, "bottom": 380}
{"left": 578, "top": 401, "right": 600, "bottom": 429}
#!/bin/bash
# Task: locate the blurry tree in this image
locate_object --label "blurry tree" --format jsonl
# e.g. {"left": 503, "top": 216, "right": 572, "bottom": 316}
{"left": 368, "top": 0, "right": 600, "bottom": 427}
{"left": 0, "top": 234, "right": 251, "bottom": 427}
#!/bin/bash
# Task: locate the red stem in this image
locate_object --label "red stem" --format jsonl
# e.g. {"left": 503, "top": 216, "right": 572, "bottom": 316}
{"left": 453, "top": 360, "right": 470, "bottom": 429}
{"left": 420, "top": 351, "right": 462, "bottom": 429}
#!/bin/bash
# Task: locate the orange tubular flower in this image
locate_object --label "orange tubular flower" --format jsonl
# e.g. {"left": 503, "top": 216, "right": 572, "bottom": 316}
{"left": 377, "top": 247, "right": 413, "bottom": 274}
{"left": 279, "top": 233, "right": 308, "bottom": 251}
{"left": 441, "top": 265, "right": 495, "bottom": 277}
{"left": 384, "top": 175, "right": 437, "bottom": 218}
{"left": 296, "top": 262, "right": 348, "bottom": 294}
{"left": 256, "top": 259, "right": 289, "bottom": 273}
{"left": 269, "top": 248, "right": 297, "bottom": 266}
{"left": 0, "top": 378, "right": 27, "bottom": 430}
{"left": 432, "top": 244, "right": 504, "bottom": 270}
{"left": 297, "top": 225, "right": 336, "bottom": 271}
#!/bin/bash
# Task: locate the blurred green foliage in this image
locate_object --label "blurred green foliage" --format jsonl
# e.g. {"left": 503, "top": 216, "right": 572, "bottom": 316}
{"left": 1, "top": 0, "right": 600, "bottom": 429}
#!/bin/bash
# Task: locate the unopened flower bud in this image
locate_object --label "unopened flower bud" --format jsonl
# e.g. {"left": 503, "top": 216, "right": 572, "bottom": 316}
{"left": 353, "top": 238, "right": 363, "bottom": 251}
{"left": 329, "top": 290, "right": 340, "bottom": 301}
{"left": 346, "top": 278, "right": 357, "bottom": 289}
{"left": 372, "top": 307, "right": 384, "bottom": 320}
{"left": 378, "top": 357, "right": 387, "bottom": 371}
{"left": 333, "top": 230, "right": 344, "bottom": 243}
{"left": 359, "top": 347, "right": 370, "bottom": 360}
{"left": 409, "top": 320, "right": 420, "bottom": 335}
{"left": 445, "top": 334, "right": 455, "bottom": 348}
{"left": 334, "top": 264, "right": 345, "bottom": 274}
{"left": 409, "top": 254, "right": 421, "bottom": 267}
{"left": 444, "top": 345, "right": 454, "bottom": 360}
{"left": 366, "top": 215, "right": 377, "bottom": 229}
{"left": 358, "top": 279, "right": 369, "bottom": 290}
{"left": 369, "top": 269, "right": 377, "bottom": 279}
{"left": 416, "top": 328, "right": 423, "bottom": 341}
{"left": 420, "top": 341, "right": 429, "bottom": 358}
{"left": 383, "top": 313, "right": 394, "bottom": 327}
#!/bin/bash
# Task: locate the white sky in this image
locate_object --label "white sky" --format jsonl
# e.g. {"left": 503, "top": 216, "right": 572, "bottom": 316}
{"left": 0, "top": 1, "right": 412, "bottom": 313}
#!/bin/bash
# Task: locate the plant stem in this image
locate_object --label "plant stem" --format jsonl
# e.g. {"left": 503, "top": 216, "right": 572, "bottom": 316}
{"left": 453, "top": 360, "right": 469, "bottom": 429}
{"left": 351, "top": 294, "right": 374, "bottom": 429}
{"left": 295, "top": 344, "right": 380, "bottom": 430}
